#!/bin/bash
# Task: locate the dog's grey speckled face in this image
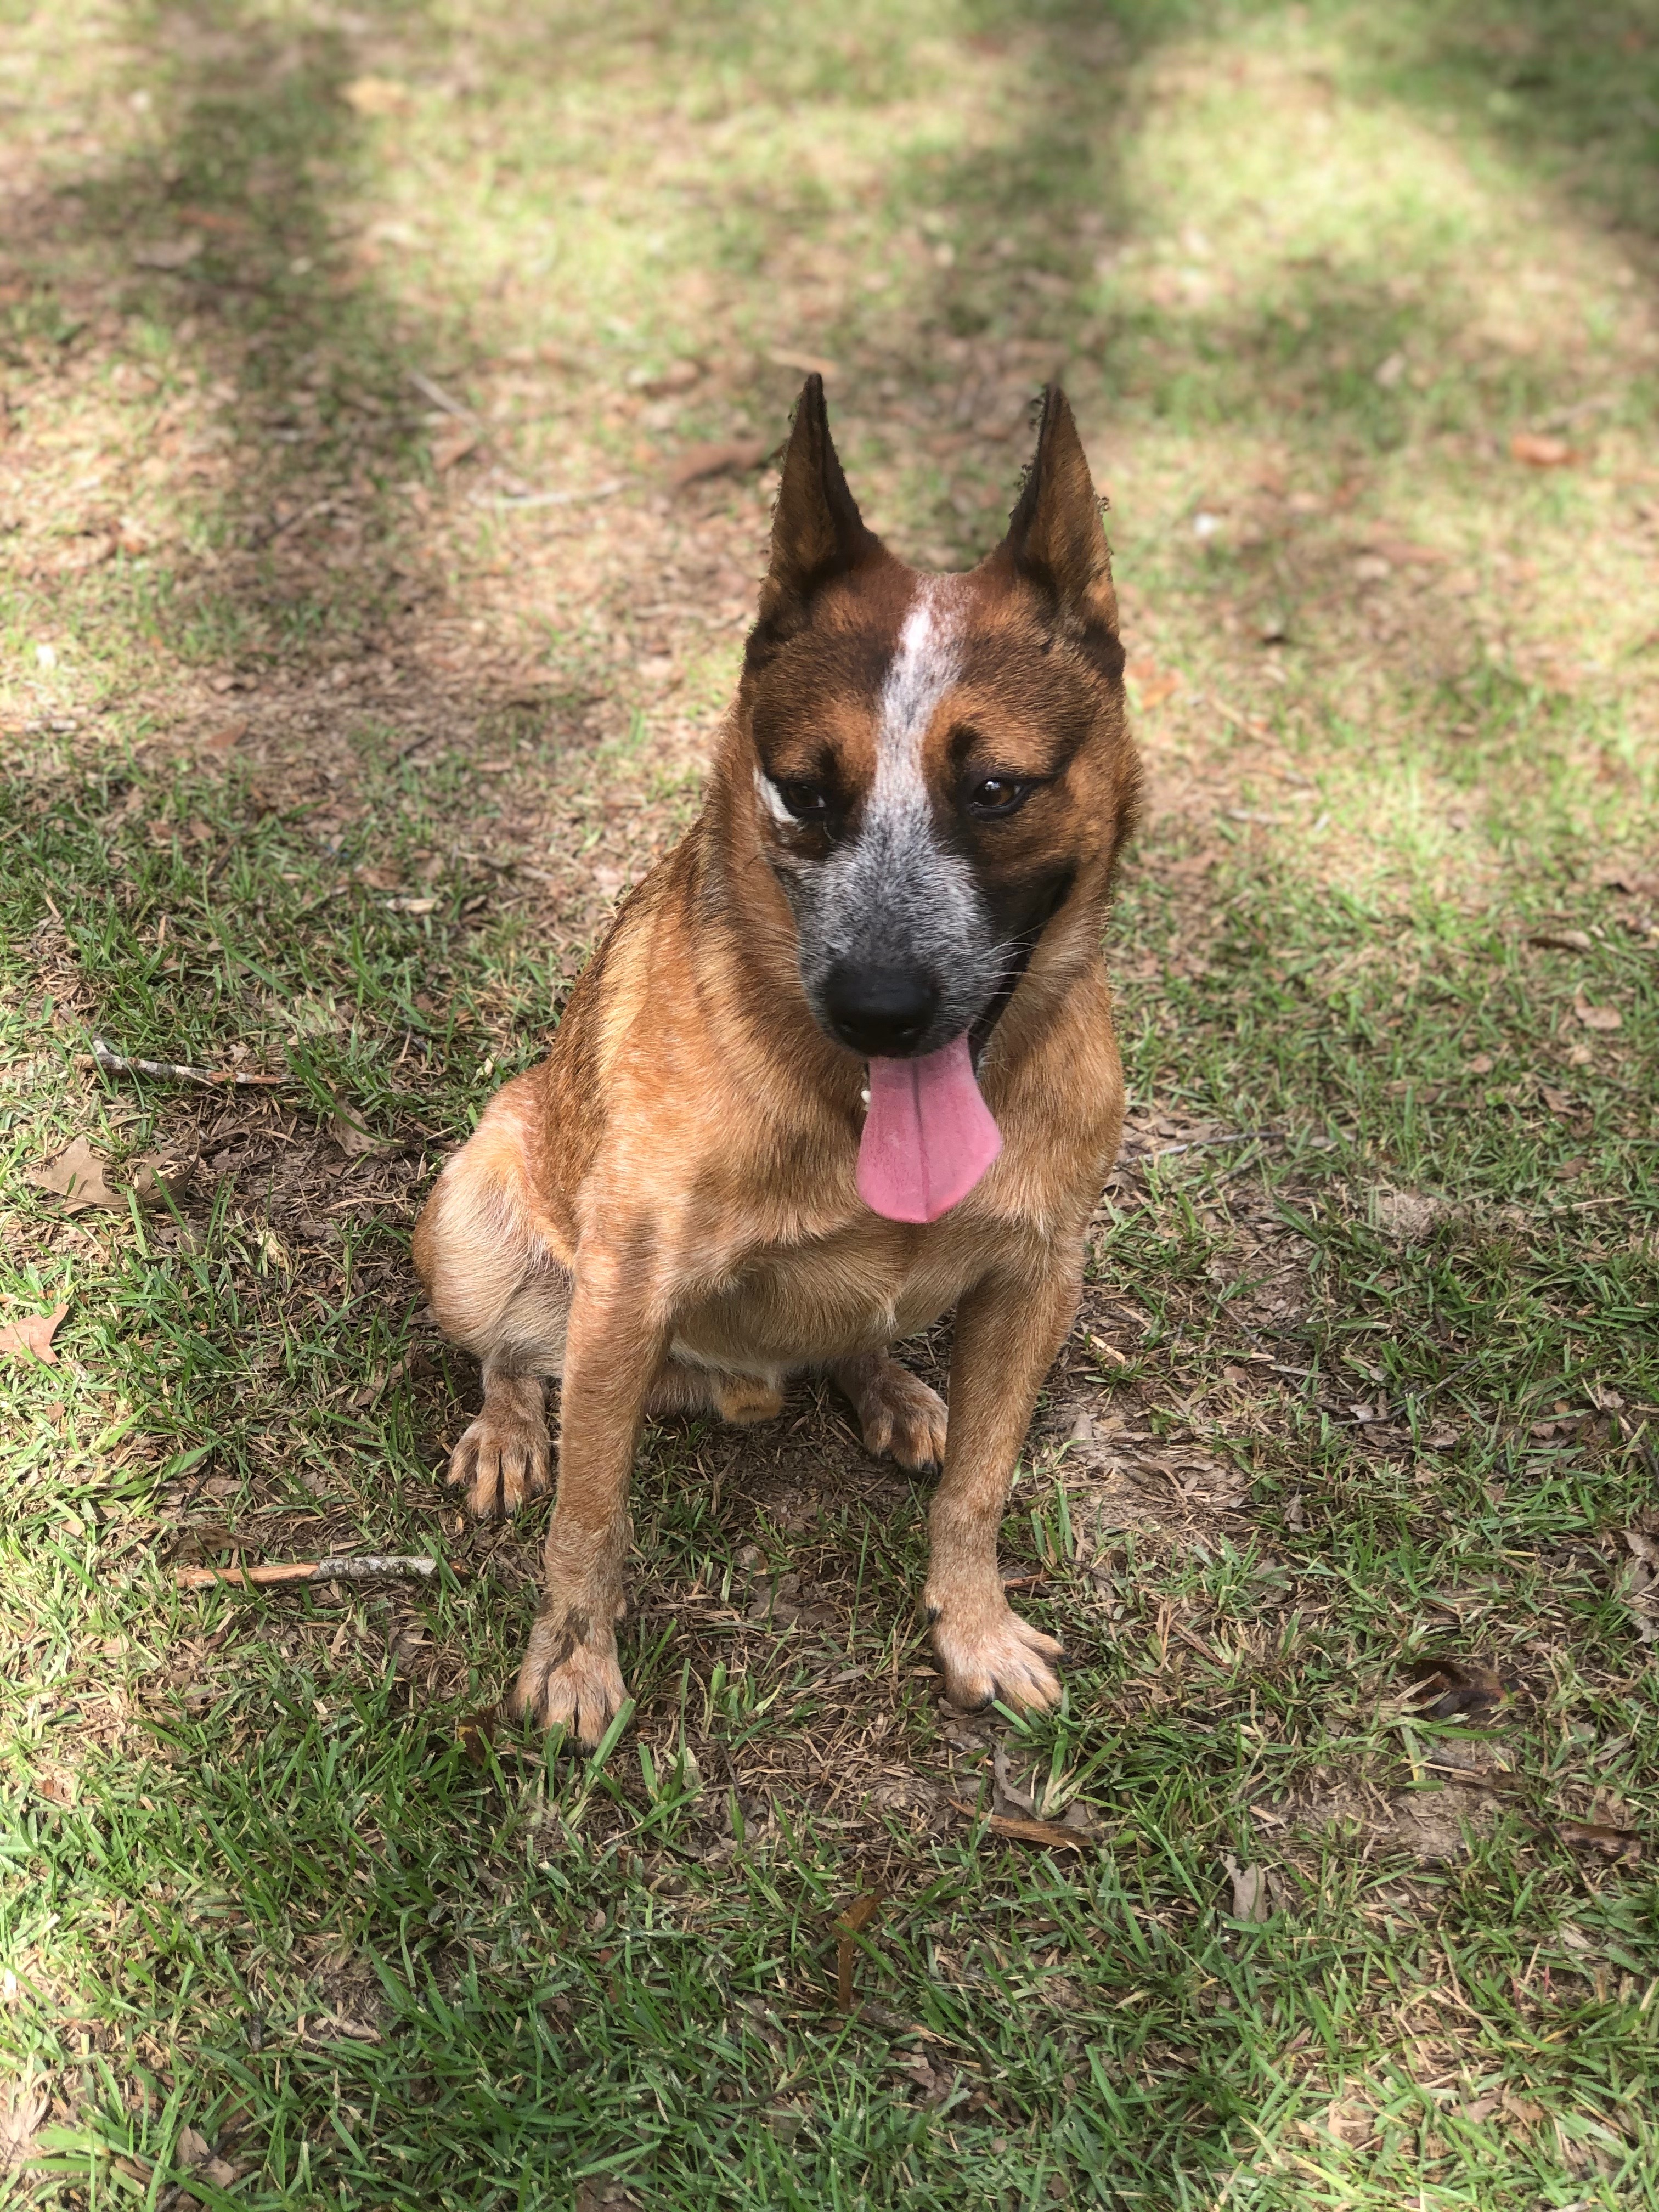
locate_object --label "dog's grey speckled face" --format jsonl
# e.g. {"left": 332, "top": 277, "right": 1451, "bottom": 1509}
{"left": 757, "top": 575, "right": 1002, "bottom": 1062}
{"left": 738, "top": 381, "right": 1137, "bottom": 1066}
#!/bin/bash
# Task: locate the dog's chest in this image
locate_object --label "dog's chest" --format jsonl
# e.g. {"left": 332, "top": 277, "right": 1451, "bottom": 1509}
{"left": 673, "top": 1215, "right": 986, "bottom": 1369}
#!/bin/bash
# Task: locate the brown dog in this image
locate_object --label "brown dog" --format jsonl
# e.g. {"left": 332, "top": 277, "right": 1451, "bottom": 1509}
{"left": 412, "top": 379, "right": 1139, "bottom": 1743}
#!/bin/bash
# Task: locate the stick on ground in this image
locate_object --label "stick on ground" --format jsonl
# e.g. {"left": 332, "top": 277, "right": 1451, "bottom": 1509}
{"left": 175, "top": 1555, "right": 449, "bottom": 1590}
{"left": 85, "top": 1038, "right": 289, "bottom": 1088}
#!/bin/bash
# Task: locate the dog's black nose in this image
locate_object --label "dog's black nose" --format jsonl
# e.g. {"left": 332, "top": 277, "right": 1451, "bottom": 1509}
{"left": 822, "top": 963, "right": 940, "bottom": 1057}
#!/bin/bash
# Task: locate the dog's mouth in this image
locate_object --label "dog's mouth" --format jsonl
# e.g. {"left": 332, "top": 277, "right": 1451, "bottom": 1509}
{"left": 855, "top": 876, "right": 1074, "bottom": 1227}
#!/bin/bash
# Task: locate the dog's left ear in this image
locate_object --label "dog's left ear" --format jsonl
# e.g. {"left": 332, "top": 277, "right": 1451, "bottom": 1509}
{"left": 997, "top": 386, "right": 1120, "bottom": 647}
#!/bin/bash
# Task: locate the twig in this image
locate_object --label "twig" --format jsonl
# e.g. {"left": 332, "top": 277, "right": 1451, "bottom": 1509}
{"left": 247, "top": 497, "right": 331, "bottom": 550}
{"left": 84, "top": 1038, "right": 288, "bottom": 1088}
{"left": 409, "top": 368, "right": 475, "bottom": 420}
{"left": 175, "top": 1555, "right": 450, "bottom": 1590}
{"left": 1131, "top": 1130, "right": 1281, "bottom": 1160}
{"left": 476, "top": 477, "right": 623, "bottom": 510}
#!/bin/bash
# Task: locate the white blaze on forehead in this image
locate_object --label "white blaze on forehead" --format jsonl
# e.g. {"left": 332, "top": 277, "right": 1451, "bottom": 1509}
{"left": 872, "top": 575, "right": 963, "bottom": 820}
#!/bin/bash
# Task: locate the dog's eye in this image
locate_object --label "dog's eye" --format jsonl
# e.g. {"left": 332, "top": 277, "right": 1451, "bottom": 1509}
{"left": 774, "top": 780, "right": 830, "bottom": 821}
{"left": 966, "top": 776, "right": 1030, "bottom": 819}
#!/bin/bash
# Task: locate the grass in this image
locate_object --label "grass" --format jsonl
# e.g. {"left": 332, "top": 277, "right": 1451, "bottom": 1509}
{"left": 2, "top": 0, "right": 1658, "bottom": 2205}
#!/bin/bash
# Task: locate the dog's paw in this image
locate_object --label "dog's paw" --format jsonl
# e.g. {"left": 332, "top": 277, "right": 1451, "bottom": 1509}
{"left": 447, "top": 1403, "right": 550, "bottom": 1519}
{"left": 839, "top": 1354, "right": 948, "bottom": 1473}
{"left": 512, "top": 1607, "right": 627, "bottom": 1747}
{"left": 927, "top": 1591, "right": 1064, "bottom": 1714}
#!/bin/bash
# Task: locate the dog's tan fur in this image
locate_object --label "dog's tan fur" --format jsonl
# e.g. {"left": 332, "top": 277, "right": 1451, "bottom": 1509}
{"left": 413, "top": 381, "right": 1139, "bottom": 1743}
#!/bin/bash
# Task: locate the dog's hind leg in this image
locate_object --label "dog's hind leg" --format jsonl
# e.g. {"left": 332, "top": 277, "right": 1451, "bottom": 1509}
{"left": 412, "top": 1076, "right": 571, "bottom": 1519}
{"left": 830, "top": 1351, "right": 947, "bottom": 1474}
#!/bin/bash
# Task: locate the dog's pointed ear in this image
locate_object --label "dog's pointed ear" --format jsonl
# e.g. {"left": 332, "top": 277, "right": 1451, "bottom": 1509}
{"left": 998, "top": 386, "right": 1120, "bottom": 645}
{"left": 749, "top": 377, "right": 879, "bottom": 659}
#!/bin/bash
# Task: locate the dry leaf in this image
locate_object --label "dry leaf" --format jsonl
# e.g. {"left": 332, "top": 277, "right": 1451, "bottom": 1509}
{"left": 1538, "top": 1084, "right": 1578, "bottom": 1118}
{"left": 991, "top": 1744, "right": 1038, "bottom": 1819}
{"left": 0, "top": 2085, "right": 47, "bottom": 2174}
{"left": 1553, "top": 1818, "right": 1641, "bottom": 1859}
{"left": 1528, "top": 928, "right": 1592, "bottom": 953}
{"left": 1509, "top": 432, "right": 1579, "bottom": 467}
{"left": 946, "top": 1797, "right": 1089, "bottom": 1852}
{"left": 1573, "top": 993, "right": 1621, "bottom": 1032}
{"left": 573, "top": 2182, "right": 642, "bottom": 2212}
{"left": 459, "top": 1705, "right": 500, "bottom": 1767}
{"left": 0, "top": 1304, "right": 68, "bottom": 1365}
{"left": 174, "top": 2126, "right": 211, "bottom": 2170}
{"left": 1126, "top": 659, "right": 1182, "bottom": 710}
{"left": 431, "top": 421, "right": 480, "bottom": 471}
{"left": 202, "top": 719, "right": 249, "bottom": 755}
{"left": 343, "top": 75, "right": 413, "bottom": 116}
{"left": 1403, "top": 1655, "right": 1508, "bottom": 1722}
{"left": 834, "top": 1891, "right": 884, "bottom": 2012}
{"left": 668, "top": 438, "right": 771, "bottom": 490}
{"left": 385, "top": 894, "right": 439, "bottom": 915}
{"left": 1596, "top": 866, "right": 1659, "bottom": 898}
{"left": 329, "top": 1111, "right": 383, "bottom": 1158}
{"left": 133, "top": 234, "right": 205, "bottom": 270}
{"left": 1221, "top": 1853, "right": 1271, "bottom": 1921}
{"left": 129, "top": 1152, "right": 193, "bottom": 1208}
{"left": 27, "top": 1136, "right": 123, "bottom": 1212}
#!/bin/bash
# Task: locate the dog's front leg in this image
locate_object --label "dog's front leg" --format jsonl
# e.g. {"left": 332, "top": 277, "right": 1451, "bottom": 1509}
{"left": 924, "top": 1263, "right": 1080, "bottom": 1713}
{"left": 512, "top": 1244, "right": 666, "bottom": 1745}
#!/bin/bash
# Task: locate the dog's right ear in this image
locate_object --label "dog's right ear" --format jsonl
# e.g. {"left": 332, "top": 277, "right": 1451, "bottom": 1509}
{"left": 748, "top": 377, "right": 880, "bottom": 667}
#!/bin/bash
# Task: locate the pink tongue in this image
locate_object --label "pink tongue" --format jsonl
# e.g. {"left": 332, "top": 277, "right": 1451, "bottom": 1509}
{"left": 856, "top": 1035, "right": 1002, "bottom": 1224}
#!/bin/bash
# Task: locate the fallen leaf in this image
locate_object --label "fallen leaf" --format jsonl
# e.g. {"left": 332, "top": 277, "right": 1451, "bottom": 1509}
{"left": 202, "top": 2156, "right": 246, "bottom": 2186}
{"left": 133, "top": 234, "right": 205, "bottom": 270}
{"left": 459, "top": 1705, "right": 500, "bottom": 1767}
{"left": 0, "top": 1305, "right": 69, "bottom": 1365}
{"left": 202, "top": 719, "right": 249, "bottom": 755}
{"left": 1221, "top": 1853, "right": 1271, "bottom": 1921}
{"left": 431, "top": 421, "right": 480, "bottom": 471}
{"left": 1573, "top": 992, "right": 1621, "bottom": 1032}
{"left": 667, "top": 438, "right": 771, "bottom": 489}
{"left": 1528, "top": 928, "right": 1593, "bottom": 952}
{"left": 329, "top": 1111, "right": 383, "bottom": 1158}
{"left": 1510, "top": 432, "right": 1579, "bottom": 467}
{"left": 1596, "top": 866, "right": 1659, "bottom": 898}
{"left": 1553, "top": 1818, "right": 1641, "bottom": 1859}
{"left": 343, "top": 75, "right": 413, "bottom": 115}
{"left": 1374, "top": 1190, "right": 1455, "bottom": 1242}
{"left": 991, "top": 1744, "right": 1038, "bottom": 1820}
{"left": 129, "top": 1152, "right": 193, "bottom": 1208}
{"left": 945, "top": 1798, "right": 1089, "bottom": 1852}
{"left": 27, "top": 1136, "right": 123, "bottom": 1212}
{"left": 0, "top": 2085, "right": 47, "bottom": 2174}
{"left": 1538, "top": 1084, "right": 1578, "bottom": 1118}
{"left": 1126, "top": 658, "right": 1182, "bottom": 709}
{"left": 573, "top": 2182, "right": 642, "bottom": 2212}
{"left": 834, "top": 1891, "right": 884, "bottom": 2012}
{"left": 1464, "top": 1053, "right": 1493, "bottom": 1075}
{"left": 174, "top": 2126, "right": 211, "bottom": 2170}
{"left": 176, "top": 206, "right": 253, "bottom": 238}
{"left": 384, "top": 894, "right": 439, "bottom": 915}
{"left": 1403, "top": 1655, "right": 1508, "bottom": 1722}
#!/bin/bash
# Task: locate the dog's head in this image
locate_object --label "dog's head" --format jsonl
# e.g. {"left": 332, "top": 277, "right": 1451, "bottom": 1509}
{"left": 735, "top": 376, "right": 1137, "bottom": 1066}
